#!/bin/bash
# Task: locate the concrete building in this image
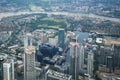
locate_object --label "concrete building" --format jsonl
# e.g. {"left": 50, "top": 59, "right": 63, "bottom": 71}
{"left": 87, "top": 51, "right": 94, "bottom": 77}
{"left": 58, "top": 28, "right": 65, "bottom": 48}
{"left": 24, "top": 46, "right": 36, "bottom": 80}
{"left": 69, "top": 39, "right": 80, "bottom": 80}
{"left": 102, "top": 73, "right": 120, "bottom": 80}
{"left": 106, "top": 56, "right": 113, "bottom": 73}
{"left": 45, "top": 69, "right": 72, "bottom": 80}
{"left": 3, "top": 59, "right": 14, "bottom": 80}
{"left": 0, "top": 53, "right": 8, "bottom": 80}
{"left": 113, "top": 45, "right": 120, "bottom": 71}
{"left": 0, "top": 59, "right": 4, "bottom": 80}
{"left": 103, "top": 39, "right": 120, "bottom": 73}
{"left": 79, "top": 44, "right": 85, "bottom": 71}
{"left": 48, "top": 36, "right": 58, "bottom": 46}
{"left": 24, "top": 33, "right": 33, "bottom": 48}
{"left": 41, "top": 33, "right": 48, "bottom": 44}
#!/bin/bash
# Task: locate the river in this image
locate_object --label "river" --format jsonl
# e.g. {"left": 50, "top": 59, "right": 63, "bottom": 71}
{"left": 0, "top": 11, "right": 120, "bottom": 23}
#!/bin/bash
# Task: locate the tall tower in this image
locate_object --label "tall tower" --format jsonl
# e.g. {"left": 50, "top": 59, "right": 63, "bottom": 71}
{"left": 24, "top": 46, "right": 36, "bottom": 80}
{"left": 58, "top": 28, "right": 65, "bottom": 48}
{"left": 0, "top": 56, "right": 6, "bottom": 80}
{"left": 24, "top": 33, "right": 33, "bottom": 48}
{"left": 0, "top": 53, "right": 9, "bottom": 80}
{"left": 87, "top": 51, "right": 94, "bottom": 77}
{"left": 41, "top": 33, "right": 48, "bottom": 44}
{"left": 79, "top": 44, "right": 85, "bottom": 71}
{"left": 3, "top": 59, "right": 14, "bottom": 80}
{"left": 113, "top": 45, "right": 120, "bottom": 70}
{"left": 69, "top": 37, "right": 79, "bottom": 80}
{"left": 106, "top": 56, "right": 113, "bottom": 73}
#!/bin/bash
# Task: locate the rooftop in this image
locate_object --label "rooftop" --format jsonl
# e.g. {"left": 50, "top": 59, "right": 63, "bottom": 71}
{"left": 25, "top": 46, "right": 35, "bottom": 54}
{"left": 46, "top": 69, "right": 72, "bottom": 80}
{"left": 59, "top": 28, "right": 64, "bottom": 31}
{"left": 0, "top": 53, "right": 8, "bottom": 61}
{"left": 102, "top": 73, "right": 120, "bottom": 79}
{"left": 104, "top": 39, "right": 120, "bottom": 45}
{"left": 70, "top": 42, "right": 79, "bottom": 47}
{"left": 26, "top": 33, "right": 32, "bottom": 36}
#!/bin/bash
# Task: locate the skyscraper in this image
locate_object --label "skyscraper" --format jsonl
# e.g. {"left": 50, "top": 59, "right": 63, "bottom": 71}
{"left": 79, "top": 44, "right": 85, "bottom": 71}
{"left": 3, "top": 59, "right": 14, "bottom": 80}
{"left": 0, "top": 59, "right": 4, "bottom": 80}
{"left": 41, "top": 33, "right": 48, "bottom": 44}
{"left": 0, "top": 53, "right": 8, "bottom": 80}
{"left": 0, "top": 55, "right": 6, "bottom": 80}
{"left": 24, "top": 46, "right": 36, "bottom": 80}
{"left": 113, "top": 45, "right": 120, "bottom": 70}
{"left": 24, "top": 33, "right": 33, "bottom": 48}
{"left": 69, "top": 39, "right": 79, "bottom": 80}
{"left": 87, "top": 51, "right": 94, "bottom": 77}
{"left": 58, "top": 28, "right": 65, "bottom": 48}
{"left": 106, "top": 56, "right": 113, "bottom": 72}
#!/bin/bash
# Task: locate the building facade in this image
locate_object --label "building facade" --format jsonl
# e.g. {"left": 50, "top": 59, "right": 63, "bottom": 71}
{"left": 24, "top": 46, "right": 36, "bottom": 80}
{"left": 24, "top": 33, "right": 33, "bottom": 48}
{"left": 0, "top": 59, "right": 5, "bottom": 80}
{"left": 69, "top": 41, "right": 80, "bottom": 80}
{"left": 3, "top": 59, "right": 14, "bottom": 80}
{"left": 58, "top": 28, "right": 65, "bottom": 48}
{"left": 79, "top": 44, "right": 85, "bottom": 71}
{"left": 87, "top": 51, "right": 94, "bottom": 77}
{"left": 45, "top": 69, "right": 72, "bottom": 80}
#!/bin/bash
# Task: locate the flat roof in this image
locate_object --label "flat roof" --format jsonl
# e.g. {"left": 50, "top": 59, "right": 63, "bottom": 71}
{"left": 104, "top": 39, "right": 120, "bottom": 45}
{"left": 59, "top": 28, "right": 64, "bottom": 30}
{"left": 26, "top": 33, "right": 32, "bottom": 36}
{"left": 70, "top": 42, "right": 79, "bottom": 47}
{"left": 47, "top": 69, "right": 72, "bottom": 79}
{"left": 25, "top": 46, "right": 35, "bottom": 54}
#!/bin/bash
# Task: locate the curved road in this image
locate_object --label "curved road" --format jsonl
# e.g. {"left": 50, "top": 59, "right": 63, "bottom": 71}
{"left": 0, "top": 11, "right": 120, "bottom": 23}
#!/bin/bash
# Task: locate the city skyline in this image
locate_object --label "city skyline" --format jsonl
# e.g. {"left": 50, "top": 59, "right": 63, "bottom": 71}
{"left": 0, "top": 0, "right": 120, "bottom": 80}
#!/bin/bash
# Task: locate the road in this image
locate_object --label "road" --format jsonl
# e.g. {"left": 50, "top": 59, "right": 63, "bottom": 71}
{"left": 0, "top": 11, "right": 120, "bottom": 23}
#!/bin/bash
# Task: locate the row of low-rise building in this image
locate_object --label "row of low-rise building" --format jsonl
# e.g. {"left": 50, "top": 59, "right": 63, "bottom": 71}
{"left": 45, "top": 69, "right": 72, "bottom": 80}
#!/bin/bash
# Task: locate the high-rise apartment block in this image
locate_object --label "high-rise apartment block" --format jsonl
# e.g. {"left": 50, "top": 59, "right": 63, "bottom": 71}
{"left": 87, "top": 51, "right": 94, "bottom": 77}
{"left": 69, "top": 41, "right": 79, "bottom": 80}
{"left": 3, "top": 59, "right": 14, "bottom": 80}
{"left": 58, "top": 28, "right": 65, "bottom": 48}
{"left": 24, "top": 33, "right": 33, "bottom": 48}
{"left": 79, "top": 44, "right": 85, "bottom": 71}
{"left": 24, "top": 46, "right": 36, "bottom": 80}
